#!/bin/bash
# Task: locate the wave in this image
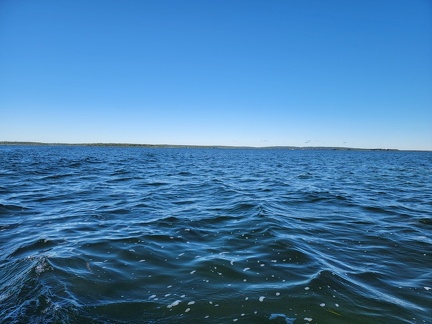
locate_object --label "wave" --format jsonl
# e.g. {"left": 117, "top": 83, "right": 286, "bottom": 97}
{"left": 1, "top": 147, "right": 431, "bottom": 322}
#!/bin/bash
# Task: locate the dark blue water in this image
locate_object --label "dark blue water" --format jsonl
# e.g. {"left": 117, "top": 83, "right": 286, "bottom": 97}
{"left": 1, "top": 145, "right": 431, "bottom": 323}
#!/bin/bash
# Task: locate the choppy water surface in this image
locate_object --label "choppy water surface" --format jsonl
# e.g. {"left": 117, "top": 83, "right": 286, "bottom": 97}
{"left": 1, "top": 146, "right": 431, "bottom": 323}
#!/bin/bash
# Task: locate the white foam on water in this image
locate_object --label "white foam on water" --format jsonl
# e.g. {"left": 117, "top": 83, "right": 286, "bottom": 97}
{"left": 335, "top": 303, "right": 339, "bottom": 307}
{"left": 185, "top": 308, "right": 190, "bottom": 312}
{"left": 305, "top": 287, "right": 310, "bottom": 290}
{"left": 167, "top": 300, "right": 181, "bottom": 308}
{"left": 276, "top": 292, "right": 280, "bottom": 296}
{"left": 149, "top": 295, "right": 156, "bottom": 299}
{"left": 424, "top": 287, "right": 431, "bottom": 291}
{"left": 243, "top": 267, "right": 250, "bottom": 271}
{"left": 188, "top": 301, "right": 195, "bottom": 305}
{"left": 259, "top": 296, "right": 265, "bottom": 302}
{"left": 304, "top": 317, "right": 313, "bottom": 322}
{"left": 320, "top": 303, "right": 325, "bottom": 307}
{"left": 190, "top": 270, "right": 196, "bottom": 274}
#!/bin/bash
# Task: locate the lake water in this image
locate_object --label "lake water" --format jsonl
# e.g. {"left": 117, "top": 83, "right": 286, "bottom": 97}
{"left": 0, "top": 145, "right": 431, "bottom": 323}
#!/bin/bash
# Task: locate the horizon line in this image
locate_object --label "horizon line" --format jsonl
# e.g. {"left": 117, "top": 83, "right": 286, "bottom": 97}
{"left": 2, "top": 141, "right": 430, "bottom": 152}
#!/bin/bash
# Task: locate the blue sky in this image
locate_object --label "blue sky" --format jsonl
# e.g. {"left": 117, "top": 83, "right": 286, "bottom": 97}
{"left": 1, "top": 0, "right": 431, "bottom": 150}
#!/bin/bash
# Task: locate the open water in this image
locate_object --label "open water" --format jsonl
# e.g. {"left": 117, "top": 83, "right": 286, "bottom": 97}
{"left": 0, "top": 145, "right": 431, "bottom": 323}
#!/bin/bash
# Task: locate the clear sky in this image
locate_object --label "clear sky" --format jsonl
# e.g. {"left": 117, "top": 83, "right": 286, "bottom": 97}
{"left": 1, "top": 0, "right": 431, "bottom": 150}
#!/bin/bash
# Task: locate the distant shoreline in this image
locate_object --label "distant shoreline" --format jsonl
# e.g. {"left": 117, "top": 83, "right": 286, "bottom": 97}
{"left": 0, "top": 141, "right": 422, "bottom": 151}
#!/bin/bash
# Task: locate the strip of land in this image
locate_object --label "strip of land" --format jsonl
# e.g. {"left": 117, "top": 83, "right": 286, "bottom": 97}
{"left": 0, "top": 141, "right": 404, "bottom": 151}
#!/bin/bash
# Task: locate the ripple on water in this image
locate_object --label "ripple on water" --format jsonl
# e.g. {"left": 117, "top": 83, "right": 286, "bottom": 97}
{"left": 0, "top": 147, "right": 431, "bottom": 323}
